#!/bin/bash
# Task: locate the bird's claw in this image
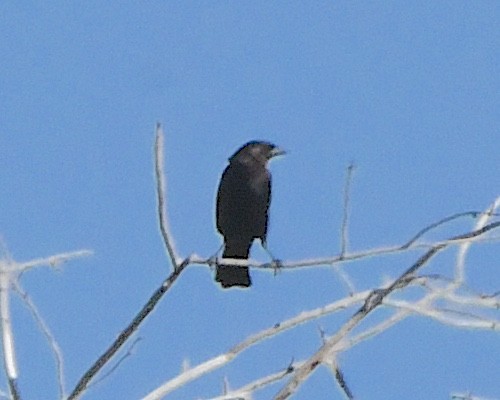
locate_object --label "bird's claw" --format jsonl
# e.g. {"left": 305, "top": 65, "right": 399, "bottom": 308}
{"left": 272, "top": 259, "right": 283, "bottom": 276}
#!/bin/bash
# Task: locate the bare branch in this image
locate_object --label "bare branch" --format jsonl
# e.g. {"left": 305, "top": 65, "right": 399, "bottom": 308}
{"left": 0, "top": 245, "right": 91, "bottom": 400}
{"left": 141, "top": 291, "right": 370, "bottom": 399}
{"left": 68, "top": 123, "right": 193, "bottom": 399}
{"left": 67, "top": 257, "right": 190, "bottom": 400}
{"left": 330, "top": 362, "right": 354, "bottom": 400}
{"left": 204, "top": 362, "right": 301, "bottom": 400}
{"left": 451, "top": 393, "right": 499, "bottom": 400}
{"left": 89, "top": 337, "right": 142, "bottom": 388}
{"left": 154, "top": 122, "right": 180, "bottom": 270}
{"left": 7, "top": 380, "right": 20, "bottom": 400}
{"left": 385, "top": 299, "right": 499, "bottom": 330}
{"left": 401, "top": 211, "right": 491, "bottom": 249}
{"left": 13, "top": 281, "right": 66, "bottom": 399}
{"left": 339, "top": 308, "right": 410, "bottom": 351}
{"left": 15, "top": 250, "right": 92, "bottom": 274}
{"left": 273, "top": 220, "right": 500, "bottom": 399}
{"left": 340, "top": 163, "right": 355, "bottom": 258}
{"left": 0, "top": 264, "right": 20, "bottom": 400}
{"left": 188, "top": 232, "right": 500, "bottom": 272}
{"left": 454, "top": 197, "right": 500, "bottom": 284}
{"left": 332, "top": 265, "right": 356, "bottom": 296}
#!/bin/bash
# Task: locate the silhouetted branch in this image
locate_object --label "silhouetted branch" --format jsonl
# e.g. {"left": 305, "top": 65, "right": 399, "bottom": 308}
{"left": 331, "top": 363, "right": 354, "bottom": 400}
{"left": 89, "top": 337, "right": 142, "bottom": 388}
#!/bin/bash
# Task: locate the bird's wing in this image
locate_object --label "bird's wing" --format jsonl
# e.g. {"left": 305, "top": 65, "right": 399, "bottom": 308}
{"left": 216, "top": 163, "right": 271, "bottom": 241}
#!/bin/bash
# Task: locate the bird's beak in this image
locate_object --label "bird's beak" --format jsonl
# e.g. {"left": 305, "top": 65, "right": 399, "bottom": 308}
{"left": 270, "top": 147, "right": 286, "bottom": 159}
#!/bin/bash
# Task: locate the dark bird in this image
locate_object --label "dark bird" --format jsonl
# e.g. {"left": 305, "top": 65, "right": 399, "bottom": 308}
{"left": 215, "top": 141, "right": 285, "bottom": 288}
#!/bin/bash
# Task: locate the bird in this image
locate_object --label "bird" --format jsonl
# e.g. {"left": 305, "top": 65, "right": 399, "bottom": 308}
{"left": 215, "top": 140, "right": 285, "bottom": 288}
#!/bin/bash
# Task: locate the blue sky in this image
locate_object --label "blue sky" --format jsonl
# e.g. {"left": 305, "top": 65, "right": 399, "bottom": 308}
{"left": 1, "top": 2, "right": 499, "bottom": 399}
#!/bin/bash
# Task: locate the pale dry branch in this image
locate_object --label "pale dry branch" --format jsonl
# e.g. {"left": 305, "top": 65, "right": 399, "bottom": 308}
{"left": 401, "top": 211, "right": 496, "bottom": 249}
{"left": 188, "top": 232, "right": 499, "bottom": 272}
{"left": 141, "top": 291, "right": 371, "bottom": 399}
{"left": 273, "top": 220, "right": 500, "bottom": 399}
{"left": 0, "top": 264, "right": 19, "bottom": 400}
{"left": 204, "top": 362, "right": 302, "bottom": 400}
{"left": 15, "top": 250, "right": 92, "bottom": 274}
{"left": 340, "top": 163, "right": 355, "bottom": 258}
{"left": 454, "top": 197, "right": 500, "bottom": 284}
{"left": 0, "top": 245, "right": 91, "bottom": 400}
{"left": 447, "top": 292, "right": 500, "bottom": 309}
{"left": 154, "top": 122, "right": 181, "bottom": 270}
{"left": 13, "top": 281, "right": 66, "bottom": 399}
{"left": 332, "top": 265, "right": 356, "bottom": 295}
{"left": 385, "top": 299, "right": 499, "bottom": 330}
{"left": 338, "top": 308, "right": 410, "bottom": 351}
{"left": 142, "top": 211, "right": 500, "bottom": 400}
{"left": 452, "top": 393, "right": 499, "bottom": 400}
{"left": 68, "top": 124, "right": 191, "bottom": 400}
{"left": 142, "top": 353, "right": 229, "bottom": 400}
{"left": 68, "top": 257, "right": 190, "bottom": 400}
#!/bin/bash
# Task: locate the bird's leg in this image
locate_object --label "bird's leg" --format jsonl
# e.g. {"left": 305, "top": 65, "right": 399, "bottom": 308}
{"left": 208, "top": 244, "right": 224, "bottom": 268}
{"left": 262, "top": 241, "right": 283, "bottom": 276}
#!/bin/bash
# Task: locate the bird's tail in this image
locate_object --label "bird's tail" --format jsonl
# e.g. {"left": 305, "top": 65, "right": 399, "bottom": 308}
{"left": 216, "top": 240, "right": 252, "bottom": 288}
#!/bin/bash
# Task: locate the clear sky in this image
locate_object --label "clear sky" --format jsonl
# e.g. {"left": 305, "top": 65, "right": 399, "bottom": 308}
{"left": 1, "top": 2, "right": 499, "bottom": 400}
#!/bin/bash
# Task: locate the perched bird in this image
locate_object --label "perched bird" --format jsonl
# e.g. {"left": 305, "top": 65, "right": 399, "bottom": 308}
{"left": 215, "top": 141, "right": 285, "bottom": 288}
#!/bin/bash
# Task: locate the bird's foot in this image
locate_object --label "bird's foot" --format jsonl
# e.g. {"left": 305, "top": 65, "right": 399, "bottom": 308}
{"left": 272, "top": 259, "right": 283, "bottom": 276}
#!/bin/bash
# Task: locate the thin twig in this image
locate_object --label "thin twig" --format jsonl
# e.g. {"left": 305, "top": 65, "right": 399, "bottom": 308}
{"left": 141, "top": 212, "right": 499, "bottom": 400}
{"left": 340, "top": 164, "right": 355, "bottom": 258}
{"left": 339, "top": 308, "right": 410, "bottom": 351}
{"left": 15, "top": 250, "right": 93, "bottom": 274}
{"left": 385, "top": 299, "right": 499, "bottom": 330}
{"left": 204, "top": 362, "right": 302, "bottom": 400}
{"left": 7, "top": 380, "right": 20, "bottom": 400}
{"left": 273, "top": 221, "right": 500, "bottom": 399}
{"left": 401, "top": 211, "right": 497, "bottom": 249}
{"left": 188, "top": 233, "right": 500, "bottom": 271}
{"left": 451, "top": 393, "right": 499, "bottom": 400}
{"left": 454, "top": 198, "right": 500, "bottom": 284}
{"left": 13, "top": 281, "right": 66, "bottom": 399}
{"left": 0, "top": 245, "right": 90, "bottom": 400}
{"left": 89, "top": 337, "right": 142, "bottom": 388}
{"left": 155, "top": 122, "right": 180, "bottom": 270}
{"left": 332, "top": 363, "right": 354, "bottom": 400}
{"left": 68, "top": 125, "right": 190, "bottom": 399}
{"left": 333, "top": 265, "right": 356, "bottom": 296}
{"left": 141, "top": 291, "right": 371, "bottom": 399}
{"left": 67, "top": 258, "right": 190, "bottom": 400}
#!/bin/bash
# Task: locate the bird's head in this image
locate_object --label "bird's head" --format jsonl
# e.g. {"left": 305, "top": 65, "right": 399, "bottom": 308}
{"left": 229, "top": 141, "right": 286, "bottom": 165}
